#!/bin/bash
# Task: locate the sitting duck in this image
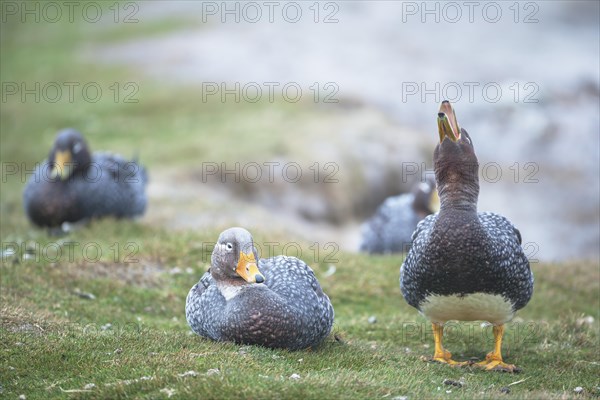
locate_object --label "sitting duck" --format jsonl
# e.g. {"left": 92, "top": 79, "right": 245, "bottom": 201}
{"left": 360, "top": 175, "right": 438, "bottom": 254}
{"left": 23, "top": 128, "right": 147, "bottom": 229}
{"left": 186, "top": 227, "right": 334, "bottom": 350}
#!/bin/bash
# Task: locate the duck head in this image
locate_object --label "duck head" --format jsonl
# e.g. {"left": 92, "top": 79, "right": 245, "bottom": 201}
{"left": 211, "top": 227, "right": 265, "bottom": 284}
{"left": 433, "top": 101, "right": 479, "bottom": 210}
{"left": 412, "top": 174, "right": 439, "bottom": 217}
{"left": 48, "top": 129, "right": 91, "bottom": 180}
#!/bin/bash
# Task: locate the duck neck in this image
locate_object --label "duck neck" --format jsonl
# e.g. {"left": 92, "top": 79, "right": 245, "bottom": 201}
{"left": 215, "top": 279, "right": 248, "bottom": 301}
{"left": 438, "top": 181, "right": 479, "bottom": 214}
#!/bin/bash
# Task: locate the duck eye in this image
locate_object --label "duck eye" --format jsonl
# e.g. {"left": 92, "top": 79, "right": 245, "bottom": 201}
{"left": 73, "top": 142, "right": 82, "bottom": 154}
{"left": 225, "top": 243, "right": 233, "bottom": 251}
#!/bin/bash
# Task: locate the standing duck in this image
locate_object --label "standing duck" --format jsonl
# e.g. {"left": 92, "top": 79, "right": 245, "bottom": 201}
{"left": 400, "top": 101, "right": 533, "bottom": 372}
{"left": 360, "top": 176, "right": 438, "bottom": 254}
{"left": 23, "top": 129, "right": 147, "bottom": 229}
{"left": 186, "top": 227, "right": 334, "bottom": 350}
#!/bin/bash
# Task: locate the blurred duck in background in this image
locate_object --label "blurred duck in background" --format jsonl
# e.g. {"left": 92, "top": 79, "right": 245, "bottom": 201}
{"left": 360, "top": 175, "right": 438, "bottom": 254}
{"left": 23, "top": 128, "right": 147, "bottom": 231}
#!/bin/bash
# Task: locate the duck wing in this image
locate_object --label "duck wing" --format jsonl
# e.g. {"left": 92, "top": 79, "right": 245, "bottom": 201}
{"left": 259, "top": 255, "right": 334, "bottom": 345}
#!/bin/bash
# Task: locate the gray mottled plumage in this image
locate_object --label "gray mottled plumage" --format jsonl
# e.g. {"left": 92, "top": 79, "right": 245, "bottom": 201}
{"left": 185, "top": 228, "right": 334, "bottom": 350}
{"left": 23, "top": 129, "right": 147, "bottom": 228}
{"left": 360, "top": 176, "right": 437, "bottom": 254}
{"left": 401, "top": 211, "right": 533, "bottom": 316}
{"left": 400, "top": 127, "right": 533, "bottom": 324}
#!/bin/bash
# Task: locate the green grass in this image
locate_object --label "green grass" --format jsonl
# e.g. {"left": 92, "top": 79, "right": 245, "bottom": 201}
{"left": 2, "top": 234, "right": 599, "bottom": 399}
{"left": 2, "top": 5, "right": 600, "bottom": 400}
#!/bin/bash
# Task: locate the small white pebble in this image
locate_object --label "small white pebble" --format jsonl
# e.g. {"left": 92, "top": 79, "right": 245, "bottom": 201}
{"left": 576, "top": 316, "right": 595, "bottom": 327}
{"left": 160, "top": 388, "right": 176, "bottom": 398}
{"left": 368, "top": 316, "right": 377, "bottom": 324}
{"left": 446, "top": 390, "right": 452, "bottom": 394}
{"left": 185, "top": 268, "right": 194, "bottom": 274}
{"left": 206, "top": 369, "right": 220, "bottom": 376}
{"left": 73, "top": 289, "right": 96, "bottom": 300}
{"left": 324, "top": 265, "right": 336, "bottom": 277}
{"left": 177, "top": 370, "right": 199, "bottom": 378}
{"left": 19, "top": 395, "right": 26, "bottom": 400}
{"left": 574, "top": 387, "right": 584, "bottom": 394}
{"left": 83, "top": 383, "right": 96, "bottom": 390}
{"left": 1, "top": 248, "right": 16, "bottom": 258}
{"left": 289, "top": 373, "right": 301, "bottom": 380}
{"left": 8, "top": 366, "right": 15, "bottom": 370}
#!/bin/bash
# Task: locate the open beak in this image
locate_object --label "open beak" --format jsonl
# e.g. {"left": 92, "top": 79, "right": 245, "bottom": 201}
{"left": 50, "top": 150, "right": 73, "bottom": 180}
{"left": 236, "top": 251, "right": 265, "bottom": 284}
{"left": 437, "top": 100, "right": 461, "bottom": 142}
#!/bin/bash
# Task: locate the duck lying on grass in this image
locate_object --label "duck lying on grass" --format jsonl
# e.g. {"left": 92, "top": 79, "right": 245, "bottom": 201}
{"left": 360, "top": 175, "right": 438, "bottom": 254}
{"left": 23, "top": 128, "right": 147, "bottom": 231}
{"left": 186, "top": 227, "right": 334, "bottom": 350}
{"left": 400, "top": 101, "right": 533, "bottom": 372}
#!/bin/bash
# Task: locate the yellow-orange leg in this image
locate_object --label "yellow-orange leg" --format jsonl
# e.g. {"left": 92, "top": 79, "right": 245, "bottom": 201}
{"left": 475, "top": 325, "right": 521, "bottom": 373}
{"left": 426, "top": 323, "right": 469, "bottom": 366}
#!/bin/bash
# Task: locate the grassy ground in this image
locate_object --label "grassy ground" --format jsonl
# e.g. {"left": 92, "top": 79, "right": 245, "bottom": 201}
{"left": 1, "top": 4, "right": 599, "bottom": 399}
{"left": 2, "top": 232, "right": 599, "bottom": 399}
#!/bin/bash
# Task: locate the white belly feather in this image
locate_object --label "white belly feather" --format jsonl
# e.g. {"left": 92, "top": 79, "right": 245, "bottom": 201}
{"left": 420, "top": 293, "right": 514, "bottom": 324}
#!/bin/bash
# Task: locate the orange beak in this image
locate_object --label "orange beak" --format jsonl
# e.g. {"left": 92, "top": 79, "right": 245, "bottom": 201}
{"left": 437, "top": 100, "right": 461, "bottom": 142}
{"left": 49, "top": 150, "right": 73, "bottom": 180}
{"left": 235, "top": 251, "right": 265, "bottom": 283}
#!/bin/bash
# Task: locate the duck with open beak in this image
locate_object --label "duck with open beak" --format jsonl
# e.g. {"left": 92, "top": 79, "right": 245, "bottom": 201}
{"left": 400, "top": 101, "right": 533, "bottom": 372}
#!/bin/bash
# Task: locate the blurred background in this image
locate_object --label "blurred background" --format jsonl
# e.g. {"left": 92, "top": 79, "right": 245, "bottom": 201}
{"left": 1, "top": 0, "right": 599, "bottom": 262}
